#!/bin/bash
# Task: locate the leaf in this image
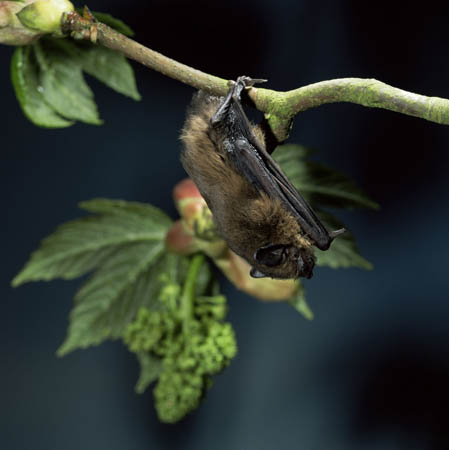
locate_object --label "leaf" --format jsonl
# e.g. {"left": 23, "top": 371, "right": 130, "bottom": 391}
{"left": 10, "top": 9, "right": 139, "bottom": 127}
{"left": 52, "top": 39, "right": 141, "bottom": 100}
{"left": 79, "top": 198, "right": 172, "bottom": 227}
{"left": 10, "top": 196, "right": 196, "bottom": 356}
{"left": 10, "top": 46, "right": 72, "bottom": 128}
{"left": 76, "top": 45, "right": 140, "bottom": 100}
{"left": 33, "top": 41, "right": 102, "bottom": 124}
{"left": 315, "top": 210, "right": 373, "bottom": 270}
{"left": 135, "top": 352, "right": 162, "bottom": 394}
{"left": 288, "top": 283, "right": 314, "bottom": 320}
{"left": 57, "top": 245, "right": 173, "bottom": 356}
{"left": 12, "top": 199, "right": 171, "bottom": 286}
{"left": 274, "top": 144, "right": 379, "bottom": 210}
{"left": 57, "top": 250, "right": 193, "bottom": 355}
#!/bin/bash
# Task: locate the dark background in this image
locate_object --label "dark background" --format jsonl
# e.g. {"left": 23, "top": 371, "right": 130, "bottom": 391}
{"left": 3, "top": 1, "right": 449, "bottom": 449}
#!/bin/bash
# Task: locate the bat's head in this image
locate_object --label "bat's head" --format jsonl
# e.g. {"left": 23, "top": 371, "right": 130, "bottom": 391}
{"left": 249, "top": 243, "right": 316, "bottom": 280}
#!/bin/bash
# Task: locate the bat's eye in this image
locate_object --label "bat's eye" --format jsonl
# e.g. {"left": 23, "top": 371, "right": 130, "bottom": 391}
{"left": 254, "top": 244, "right": 286, "bottom": 267}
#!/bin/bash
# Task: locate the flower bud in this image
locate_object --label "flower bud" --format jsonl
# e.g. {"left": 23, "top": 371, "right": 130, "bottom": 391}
{"left": 165, "top": 220, "right": 198, "bottom": 255}
{"left": 173, "top": 178, "right": 219, "bottom": 242}
{"left": 16, "top": 0, "right": 74, "bottom": 36}
{"left": 0, "top": 1, "right": 42, "bottom": 45}
{"left": 173, "top": 178, "right": 202, "bottom": 205}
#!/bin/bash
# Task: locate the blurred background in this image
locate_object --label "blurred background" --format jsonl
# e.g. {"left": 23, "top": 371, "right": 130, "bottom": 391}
{"left": 3, "top": 0, "right": 449, "bottom": 449}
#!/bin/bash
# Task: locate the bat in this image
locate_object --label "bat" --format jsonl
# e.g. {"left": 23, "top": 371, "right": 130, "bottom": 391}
{"left": 180, "top": 76, "right": 345, "bottom": 280}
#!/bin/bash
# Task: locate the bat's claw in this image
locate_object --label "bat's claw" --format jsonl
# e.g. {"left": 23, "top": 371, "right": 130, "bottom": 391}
{"left": 236, "top": 76, "right": 267, "bottom": 87}
{"left": 231, "top": 76, "right": 267, "bottom": 101}
{"left": 329, "top": 228, "right": 346, "bottom": 239}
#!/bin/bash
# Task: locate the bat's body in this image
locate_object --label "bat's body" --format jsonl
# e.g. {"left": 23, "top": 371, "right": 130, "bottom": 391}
{"left": 181, "top": 77, "right": 344, "bottom": 279}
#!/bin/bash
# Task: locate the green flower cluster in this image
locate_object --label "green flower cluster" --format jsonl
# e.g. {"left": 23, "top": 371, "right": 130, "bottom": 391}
{"left": 124, "top": 309, "right": 176, "bottom": 355}
{"left": 123, "top": 293, "right": 237, "bottom": 423}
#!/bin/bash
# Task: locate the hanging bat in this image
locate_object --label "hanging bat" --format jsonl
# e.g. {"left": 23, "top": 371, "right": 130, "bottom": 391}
{"left": 180, "top": 76, "right": 345, "bottom": 280}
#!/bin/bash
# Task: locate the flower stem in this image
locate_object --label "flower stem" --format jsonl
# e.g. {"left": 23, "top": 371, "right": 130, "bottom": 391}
{"left": 180, "top": 253, "right": 205, "bottom": 325}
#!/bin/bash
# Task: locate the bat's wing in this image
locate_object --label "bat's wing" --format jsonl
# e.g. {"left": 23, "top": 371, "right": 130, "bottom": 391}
{"left": 210, "top": 76, "right": 342, "bottom": 251}
{"left": 228, "top": 135, "right": 333, "bottom": 251}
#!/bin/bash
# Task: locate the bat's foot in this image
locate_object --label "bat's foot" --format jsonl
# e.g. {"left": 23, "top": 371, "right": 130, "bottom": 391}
{"left": 212, "top": 76, "right": 267, "bottom": 126}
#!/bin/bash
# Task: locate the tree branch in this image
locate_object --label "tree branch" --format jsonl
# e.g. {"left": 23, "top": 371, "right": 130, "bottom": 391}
{"left": 61, "top": 10, "right": 449, "bottom": 142}
{"left": 283, "top": 78, "right": 449, "bottom": 125}
{"left": 62, "top": 10, "right": 229, "bottom": 95}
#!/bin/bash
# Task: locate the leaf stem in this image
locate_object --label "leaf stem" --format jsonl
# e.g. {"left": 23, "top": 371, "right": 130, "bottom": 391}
{"left": 180, "top": 253, "right": 205, "bottom": 324}
{"left": 61, "top": 10, "right": 449, "bottom": 142}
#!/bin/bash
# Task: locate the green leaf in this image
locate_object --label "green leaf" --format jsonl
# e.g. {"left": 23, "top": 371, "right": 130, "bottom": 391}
{"left": 33, "top": 41, "right": 102, "bottom": 124}
{"left": 79, "top": 198, "right": 172, "bottom": 227}
{"left": 315, "top": 210, "right": 373, "bottom": 270}
{"left": 52, "top": 38, "right": 141, "bottom": 100}
{"left": 10, "top": 46, "right": 72, "bottom": 128}
{"left": 288, "top": 283, "right": 314, "bottom": 320}
{"left": 10, "top": 9, "right": 139, "bottom": 127}
{"left": 57, "top": 251, "right": 192, "bottom": 355}
{"left": 274, "top": 144, "right": 379, "bottom": 210}
{"left": 75, "top": 9, "right": 135, "bottom": 37}
{"left": 57, "top": 243, "right": 170, "bottom": 355}
{"left": 12, "top": 199, "right": 171, "bottom": 286}
{"left": 76, "top": 45, "right": 140, "bottom": 100}
{"left": 135, "top": 352, "right": 162, "bottom": 394}
{"left": 11, "top": 196, "right": 189, "bottom": 356}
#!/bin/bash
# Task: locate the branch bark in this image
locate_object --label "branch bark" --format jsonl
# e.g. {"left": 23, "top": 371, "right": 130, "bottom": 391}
{"left": 61, "top": 10, "right": 449, "bottom": 142}
{"left": 283, "top": 78, "right": 449, "bottom": 125}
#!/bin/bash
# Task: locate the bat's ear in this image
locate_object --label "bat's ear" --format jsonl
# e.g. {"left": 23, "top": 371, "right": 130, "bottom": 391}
{"left": 254, "top": 244, "right": 286, "bottom": 267}
{"left": 250, "top": 267, "right": 267, "bottom": 278}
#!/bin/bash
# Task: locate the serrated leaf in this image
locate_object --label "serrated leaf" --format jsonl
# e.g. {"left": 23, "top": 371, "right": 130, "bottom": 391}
{"left": 288, "top": 283, "right": 314, "bottom": 320}
{"left": 12, "top": 199, "right": 171, "bottom": 286}
{"left": 10, "top": 46, "right": 72, "bottom": 128}
{"left": 51, "top": 39, "right": 140, "bottom": 101}
{"left": 135, "top": 352, "right": 162, "bottom": 394}
{"left": 57, "top": 243, "right": 173, "bottom": 356}
{"left": 79, "top": 198, "right": 172, "bottom": 227}
{"left": 33, "top": 40, "right": 102, "bottom": 124}
{"left": 315, "top": 210, "right": 373, "bottom": 270}
{"left": 75, "top": 9, "right": 135, "bottom": 37}
{"left": 274, "top": 144, "right": 379, "bottom": 210}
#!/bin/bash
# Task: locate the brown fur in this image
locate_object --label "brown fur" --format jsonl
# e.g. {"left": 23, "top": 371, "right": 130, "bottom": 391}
{"left": 180, "top": 92, "right": 315, "bottom": 279}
